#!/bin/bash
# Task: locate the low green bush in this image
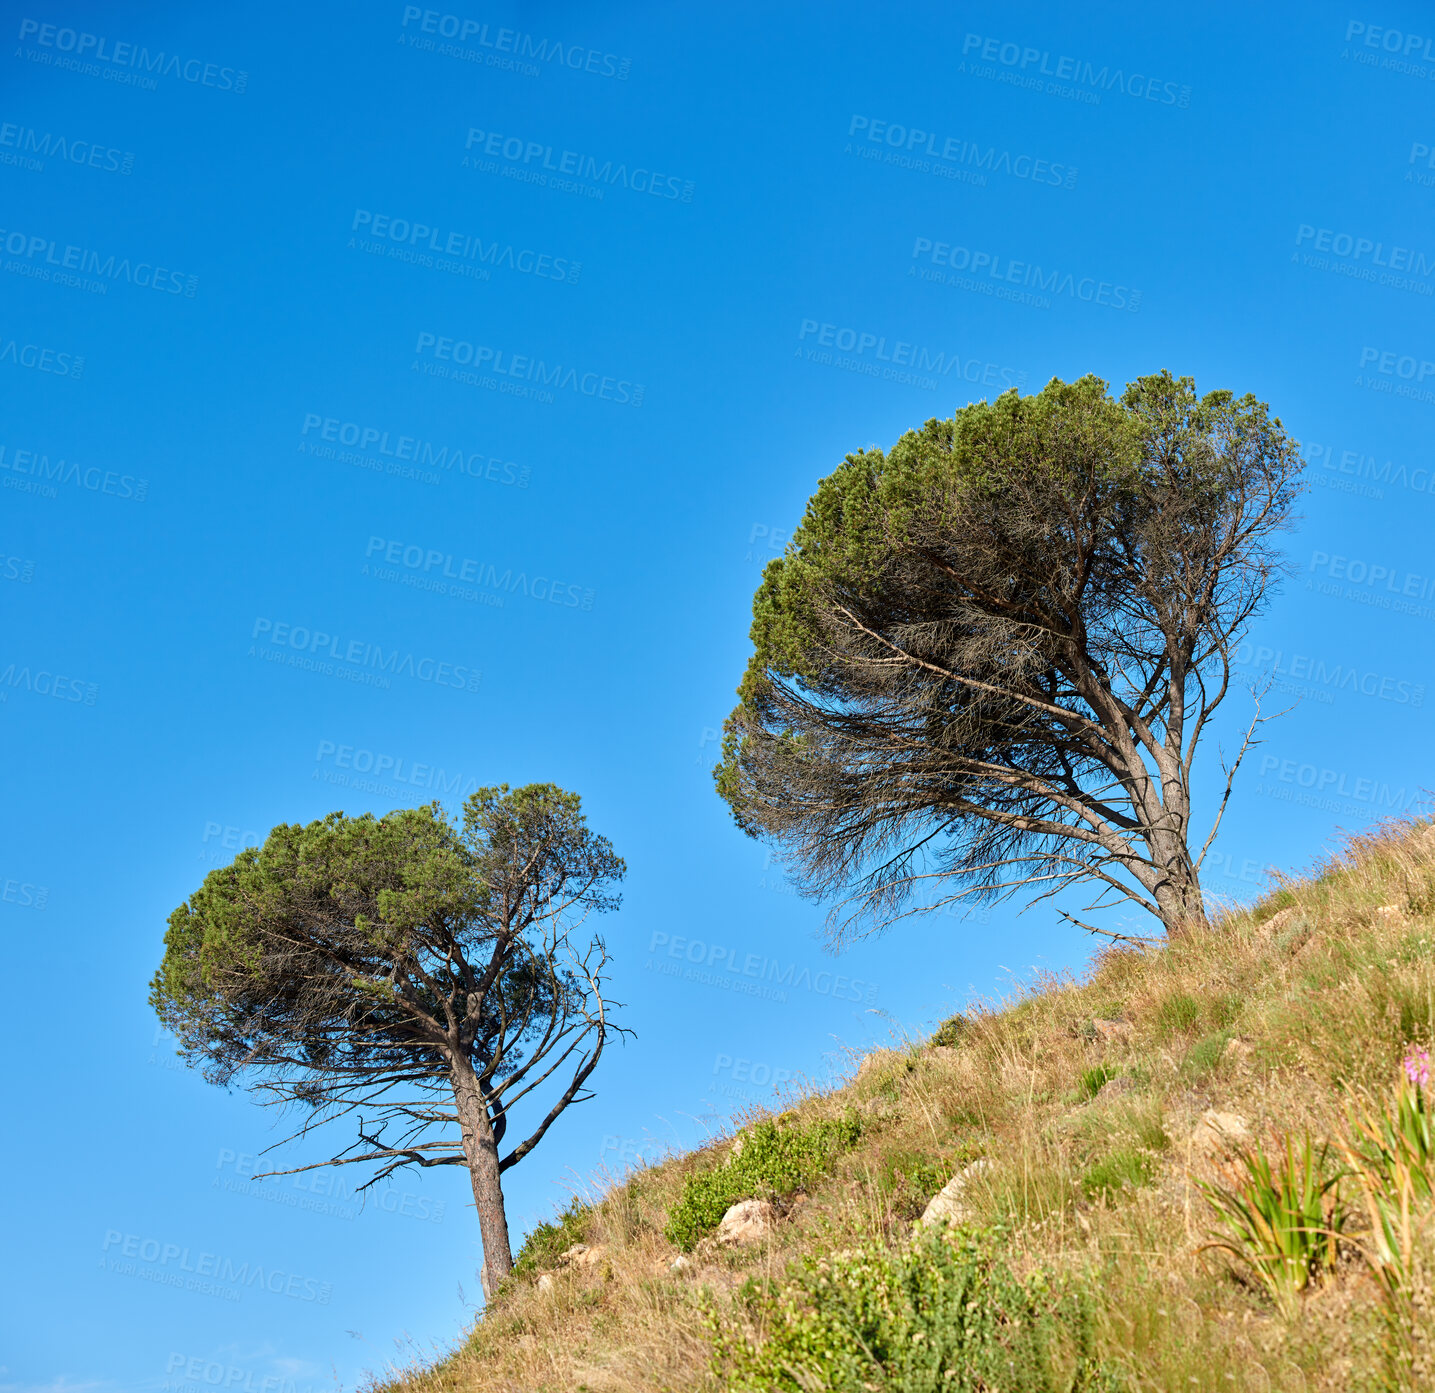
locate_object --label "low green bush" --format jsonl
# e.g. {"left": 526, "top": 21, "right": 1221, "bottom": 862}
{"left": 664, "top": 1112, "right": 861, "bottom": 1251}
{"left": 713, "top": 1226, "right": 1116, "bottom": 1392}
{"left": 512, "top": 1196, "right": 591, "bottom": 1278}
{"left": 1128, "top": 1106, "right": 1170, "bottom": 1154}
{"left": 1077, "top": 1064, "right": 1120, "bottom": 1101}
{"left": 1183, "top": 1030, "right": 1233, "bottom": 1077}
{"left": 1154, "top": 992, "right": 1202, "bottom": 1037}
{"left": 877, "top": 1150, "right": 951, "bottom": 1221}
{"left": 931, "top": 1014, "right": 971, "bottom": 1048}
{"left": 1082, "top": 1148, "right": 1157, "bottom": 1202}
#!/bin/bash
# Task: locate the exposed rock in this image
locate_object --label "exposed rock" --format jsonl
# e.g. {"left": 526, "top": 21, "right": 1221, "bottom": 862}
{"left": 1260, "top": 907, "right": 1313, "bottom": 955}
{"left": 1224, "top": 1037, "right": 1255, "bottom": 1068}
{"left": 1093, "top": 1074, "right": 1138, "bottom": 1101}
{"left": 537, "top": 1273, "right": 555, "bottom": 1294}
{"left": 714, "top": 1198, "right": 777, "bottom": 1246}
{"left": 560, "top": 1242, "right": 608, "bottom": 1270}
{"left": 669, "top": 1254, "right": 693, "bottom": 1274}
{"left": 726, "top": 1134, "right": 746, "bottom": 1165}
{"left": 930, "top": 1045, "right": 959, "bottom": 1061}
{"left": 1376, "top": 904, "right": 1407, "bottom": 922}
{"left": 1091, "top": 1018, "right": 1134, "bottom": 1043}
{"left": 917, "top": 1158, "right": 992, "bottom": 1229}
{"left": 1190, "top": 1109, "right": 1250, "bottom": 1159}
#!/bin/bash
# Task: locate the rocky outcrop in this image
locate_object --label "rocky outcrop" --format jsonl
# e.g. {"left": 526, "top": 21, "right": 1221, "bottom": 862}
{"left": 1189, "top": 1109, "right": 1250, "bottom": 1159}
{"left": 559, "top": 1242, "right": 608, "bottom": 1270}
{"left": 714, "top": 1199, "right": 777, "bottom": 1246}
{"left": 917, "top": 1158, "right": 992, "bottom": 1229}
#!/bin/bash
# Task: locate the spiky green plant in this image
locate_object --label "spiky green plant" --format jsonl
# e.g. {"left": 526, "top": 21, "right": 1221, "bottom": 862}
{"left": 1338, "top": 1052, "right": 1435, "bottom": 1387}
{"left": 1198, "top": 1132, "right": 1348, "bottom": 1318}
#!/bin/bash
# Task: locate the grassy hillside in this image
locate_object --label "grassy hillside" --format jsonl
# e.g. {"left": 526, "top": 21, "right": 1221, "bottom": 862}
{"left": 373, "top": 820, "right": 1435, "bottom": 1392}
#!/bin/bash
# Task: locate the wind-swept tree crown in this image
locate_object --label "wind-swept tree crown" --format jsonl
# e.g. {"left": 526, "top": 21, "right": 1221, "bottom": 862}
{"left": 716, "top": 372, "right": 1302, "bottom": 940}
{"left": 152, "top": 786, "right": 624, "bottom": 1096}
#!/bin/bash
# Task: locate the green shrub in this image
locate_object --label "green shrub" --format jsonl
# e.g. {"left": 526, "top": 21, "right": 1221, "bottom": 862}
{"left": 940, "top": 1098, "right": 986, "bottom": 1131}
{"left": 931, "top": 1013, "right": 971, "bottom": 1048}
{"left": 1393, "top": 930, "right": 1433, "bottom": 966}
{"left": 664, "top": 1112, "right": 861, "bottom": 1251}
{"left": 1082, "top": 1148, "right": 1156, "bottom": 1202}
{"left": 513, "top": 1196, "right": 592, "bottom": 1277}
{"left": 878, "top": 1150, "right": 952, "bottom": 1221}
{"left": 1154, "top": 992, "right": 1202, "bottom": 1037}
{"left": 1183, "top": 1030, "right": 1233, "bottom": 1077}
{"left": 1128, "top": 1107, "right": 1170, "bottom": 1154}
{"left": 713, "top": 1226, "right": 1114, "bottom": 1392}
{"left": 1077, "top": 1064, "right": 1120, "bottom": 1101}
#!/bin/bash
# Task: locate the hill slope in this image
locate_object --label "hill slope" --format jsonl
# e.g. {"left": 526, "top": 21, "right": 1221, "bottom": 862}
{"left": 375, "top": 820, "right": 1435, "bottom": 1392}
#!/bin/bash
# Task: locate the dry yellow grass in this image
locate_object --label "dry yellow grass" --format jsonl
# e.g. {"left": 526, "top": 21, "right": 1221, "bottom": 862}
{"left": 371, "top": 819, "right": 1435, "bottom": 1392}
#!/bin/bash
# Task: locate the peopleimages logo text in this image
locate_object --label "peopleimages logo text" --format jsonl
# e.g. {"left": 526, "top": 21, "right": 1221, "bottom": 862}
{"left": 248, "top": 619, "right": 481, "bottom": 693}
{"left": 1344, "top": 21, "right": 1435, "bottom": 61}
{"left": 399, "top": 7, "right": 631, "bottom": 79}
{"left": 0, "top": 333, "right": 83, "bottom": 378}
{"left": 796, "top": 319, "right": 1026, "bottom": 390}
{"left": 0, "top": 224, "right": 197, "bottom": 294}
{"left": 0, "top": 443, "right": 147, "bottom": 499}
{"left": 1255, "top": 755, "right": 1419, "bottom": 813}
{"left": 1306, "top": 440, "right": 1434, "bottom": 498}
{"left": 911, "top": 238, "right": 1141, "bottom": 311}
{"left": 0, "top": 120, "right": 134, "bottom": 173}
{"left": 1308, "top": 549, "right": 1435, "bottom": 602}
{"left": 1296, "top": 224, "right": 1435, "bottom": 276}
{"left": 350, "top": 210, "right": 578, "bottom": 283}
{"left": 647, "top": 930, "right": 878, "bottom": 1004}
{"left": 16, "top": 19, "right": 247, "bottom": 91}
{"left": 846, "top": 115, "right": 1075, "bottom": 187}
{"left": 959, "top": 33, "right": 1191, "bottom": 106}
{"left": 464, "top": 128, "right": 694, "bottom": 202}
{"left": 315, "top": 740, "right": 483, "bottom": 800}
{"left": 100, "top": 1231, "right": 329, "bottom": 1303}
{"left": 365, "top": 537, "right": 593, "bottom": 609}
{"left": 163, "top": 1352, "right": 326, "bottom": 1393}
{"left": 299, "top": 414, "right": 528, "bottom": 486}
{"left": 412, "top": 332, "right": 644, "bottom": 406}
{"left": 1232, "top": 641, "right": 1424, "bottom": 707}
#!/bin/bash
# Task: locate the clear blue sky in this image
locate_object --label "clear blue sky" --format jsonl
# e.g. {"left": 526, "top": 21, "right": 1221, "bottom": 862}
{"left": 4, "top": 2, "right": 1433, "bottom": 1388}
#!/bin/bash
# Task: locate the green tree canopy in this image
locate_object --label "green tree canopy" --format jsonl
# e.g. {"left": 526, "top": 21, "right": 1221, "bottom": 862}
{"left": 151, "top": 784, "right": 625, "bottom": 1297}
{"left": 716, "top": 372, "right": 1302, "bottom": 942}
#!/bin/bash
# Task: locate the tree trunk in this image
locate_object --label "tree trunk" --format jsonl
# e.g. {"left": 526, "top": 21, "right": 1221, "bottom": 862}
{"left": 1149, "top": 830, "right": 1207, "bottom": 936}
{"left": 449, "top": 1056, "right": 514, "bottom": 1299}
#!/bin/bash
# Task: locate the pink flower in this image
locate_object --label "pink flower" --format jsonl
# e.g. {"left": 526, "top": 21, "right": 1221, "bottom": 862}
{"left": 1404, "top": 1047, "right": 1430, "bottom": 1088}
